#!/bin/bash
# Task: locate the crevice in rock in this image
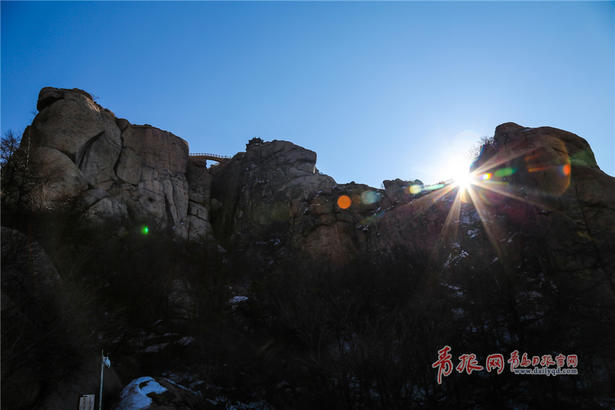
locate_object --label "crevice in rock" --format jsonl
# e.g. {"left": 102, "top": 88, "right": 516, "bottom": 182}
{"left": 76, "top": 131, "right": 105, "bottom": 170}
{"left": 113, "top": 128, "right": 126, "bottom": 180}
{"left": 164, "top": 193, "right": 176, "bottom": 228}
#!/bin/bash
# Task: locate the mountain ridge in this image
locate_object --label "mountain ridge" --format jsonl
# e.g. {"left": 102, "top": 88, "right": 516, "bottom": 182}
{"left": 2, "top": 86, "right": 614, "bottom": 409}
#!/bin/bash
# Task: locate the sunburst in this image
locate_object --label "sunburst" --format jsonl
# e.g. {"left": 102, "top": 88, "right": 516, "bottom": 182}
{"left": 414, "top": 142, "right": 565, "bottom": 263}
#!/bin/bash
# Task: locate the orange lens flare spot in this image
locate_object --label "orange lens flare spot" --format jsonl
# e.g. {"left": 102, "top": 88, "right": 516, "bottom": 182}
{"left": 528, "top": 166, "right": 548, "bottom": 173}
{"left": 337, "top": 195, "right": 352, "bottom": 210}
{"left": 481, "top": 173, "right": 492, "bottom": 181}
{"left": 562, "top": 163, "right": 571, "bottom": 176}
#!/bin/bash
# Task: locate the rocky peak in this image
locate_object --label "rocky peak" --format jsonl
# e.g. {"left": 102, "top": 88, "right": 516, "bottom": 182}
{"left": 3, "top": 87, "right": 211, "bottom": 241}
{"left": 36, "top": 87, "right": 96, "bottom": 112}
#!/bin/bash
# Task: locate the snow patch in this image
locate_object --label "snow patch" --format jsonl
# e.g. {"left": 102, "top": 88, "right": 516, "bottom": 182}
{"left": 115, "top": 377, "right": 167, "bottom": 410}
{"left": 178, "top": 336, "right": 195, "bottom": 346}
{"left": 466, "top": 229, "right": 479, "bottom": 239}
{"left": 229, "top": 296, "right": 248, "bottom": 304}
{"left": 443, "top": 249, "right": 469, "bottom": 268}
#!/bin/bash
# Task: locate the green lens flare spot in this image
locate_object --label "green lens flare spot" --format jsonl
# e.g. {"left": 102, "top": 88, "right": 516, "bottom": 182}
{"left": 141, "top": 225, "right": 149, "bottom": 235}
{"left": 494, "top": 167, "right": 516, "bottom": 177}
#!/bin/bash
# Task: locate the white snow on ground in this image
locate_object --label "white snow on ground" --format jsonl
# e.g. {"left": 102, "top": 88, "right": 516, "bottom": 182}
{"left": 466, "top": 229, "right": 479, "bottom": 239}
{"left": 441, "top": 282, "right": 464, "bottom": 297}
{"left": 229, "top": 296, "right": 248, "bottom": 304}
{"left": 178, "top": 336, "right": 195, "bottom": 346}
{"left": 115, "top": 376, "right": 167, "bottom": 410}
{"left": 444, "top": 249, "right": 470, "bottom": 268}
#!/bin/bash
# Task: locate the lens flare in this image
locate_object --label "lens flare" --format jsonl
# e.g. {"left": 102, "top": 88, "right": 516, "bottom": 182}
{"left": 141, "top": 225, "right": 149, "bottom": 235}
{"left": 409, "top": 185, "right": 422, "bottom": 194}
{"left": 337, "top": 195, "right": 352, "bottom": 210}
{"left": 455, "top": 172, "right": 473, "bottom": 190}
{"left": 425, "top": 183, "right": 445, "bottom": 191}
{"left": 494, "top": 167, "right": 516, "bottom": 177}
{"left": 361, "top": 190, "right": 381, "bottom": 205}
{"left": 424, "top": 138, "right": 572, "bottom": 264}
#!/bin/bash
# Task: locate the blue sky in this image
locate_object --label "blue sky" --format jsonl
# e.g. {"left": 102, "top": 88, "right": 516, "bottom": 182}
{"left": 2, "top": 1, "right": 613, "bottom": 187}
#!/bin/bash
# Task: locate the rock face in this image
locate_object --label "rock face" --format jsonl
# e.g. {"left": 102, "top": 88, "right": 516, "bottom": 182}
{"left": 209, "top": 140, "right": 394, "bottom": 266}
{"left": 471, "top": 122, "right": 615, "bottom": 279}
{"left": 205, "top": 120, "right": 615, "bottom": 301}
{"left": 3, "top": 87, "right": 212, "bottom": 241}
{"left": 1, "top": 227, "right": 122, "bottom": 410}
{"left": 5, "top": 90, "right": 613, "bottom": 273}
{"left": 1, "top": 227, "right": 64, "bottom": 409}
{"left": 358, "top": 123, "right": 615, "bottom": 280}
{"left": 3, "top": 88, "right": 614, "bottom": 274}
{"left": 2, "top": 88, "right": 615, "bottom": 407}
{"left": 210, "top": 140, "right": 334, "bottom": 253}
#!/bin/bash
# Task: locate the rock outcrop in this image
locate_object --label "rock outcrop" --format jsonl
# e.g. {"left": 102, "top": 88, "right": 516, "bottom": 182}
{"left": 359, "top": 123, "right": 615, "bottom": 278}
{"left": 2, "top": 87, "right": 615, "bottom": 408}
{"left": 209, "top": 140, "right": 395, "bottom": 266}
{"left": 471, "top": 122, "right": 615, "bottom": 280}
{"left": 3, "top": 88, "right": 614, "bottom": 275}
{"left": 4, "top": 89, "right": 614, "bottom": 273}
{"left": 3, "top": 87, "right": 212, "bottom": 241}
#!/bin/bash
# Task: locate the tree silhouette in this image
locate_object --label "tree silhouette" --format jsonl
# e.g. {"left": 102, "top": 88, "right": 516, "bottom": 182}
{"left": 1, "top": 129, "right": 21, "bottom": 167}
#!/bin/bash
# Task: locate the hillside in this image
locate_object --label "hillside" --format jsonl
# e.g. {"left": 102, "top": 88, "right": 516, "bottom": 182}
{"left": 2, "top": 87, "right": 614, "bottom": 409}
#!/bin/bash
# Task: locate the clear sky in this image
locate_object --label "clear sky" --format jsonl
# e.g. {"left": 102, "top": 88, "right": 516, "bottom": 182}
{"left": 2, "top": 1, "right": 613, "bottom": 187}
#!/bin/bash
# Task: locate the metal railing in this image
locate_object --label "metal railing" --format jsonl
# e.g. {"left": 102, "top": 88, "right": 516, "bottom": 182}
{"left": 189, "top": 153, "right": 231, "bottom": 160}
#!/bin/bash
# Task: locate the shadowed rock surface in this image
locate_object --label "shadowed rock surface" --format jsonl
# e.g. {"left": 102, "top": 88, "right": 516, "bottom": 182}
{"left": 1, "top": 227, "right": 122, "bottom": 410}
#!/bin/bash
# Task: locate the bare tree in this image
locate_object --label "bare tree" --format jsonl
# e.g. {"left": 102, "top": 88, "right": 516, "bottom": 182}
{"left": 1, "top": 129, "right": 21, "bottom": 167}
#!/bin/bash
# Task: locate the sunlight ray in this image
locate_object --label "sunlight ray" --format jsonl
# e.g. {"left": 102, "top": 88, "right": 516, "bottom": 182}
{"left": 465, "top": 184, "right": 505, "bottom": 260}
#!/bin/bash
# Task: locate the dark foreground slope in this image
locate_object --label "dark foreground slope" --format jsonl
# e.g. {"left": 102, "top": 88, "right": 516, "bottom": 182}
{"left": 1, "top": 88, "right": 614, "bottom": 409}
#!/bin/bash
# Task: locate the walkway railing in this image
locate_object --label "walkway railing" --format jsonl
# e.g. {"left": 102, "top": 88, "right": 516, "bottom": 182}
{"left": 189, "top": 153, "right": 231, "bottom": 162}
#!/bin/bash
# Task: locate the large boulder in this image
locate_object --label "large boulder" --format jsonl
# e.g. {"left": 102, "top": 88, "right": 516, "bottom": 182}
{"left": 115, "top": 376, "right": 200, "bottom": 410}
{"left": 470, "top": 122, "right": 615, "bottom": 277}
{"left": 2, "top": 87, "right": 211, "bottom": 241}
{"left": 210, "top": 140, "right": 337, "bottom": 249}
{"left": 209, "top": 140, "right": 408, "bottom": 267}
{"left": 365, "top": 124, "right": 615, "bottom": 271}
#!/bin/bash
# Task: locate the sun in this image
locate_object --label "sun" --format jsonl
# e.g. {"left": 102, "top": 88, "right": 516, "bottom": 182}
{"left": 455, "top": 171, "right": 473, "bottom": 190}
{"left": 441, "top": 153, "right": 474, "bottom": 189}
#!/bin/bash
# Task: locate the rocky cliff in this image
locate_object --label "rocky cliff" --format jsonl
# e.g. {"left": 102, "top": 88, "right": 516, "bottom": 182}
{"left": 3, "top": 87, "right": 212, "bottom": 241}
{"left": 8, "top": 88, "right": 612, "bottom": 277}
{"left": 2, "top": 87, "right": 615, "bottom": 409}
